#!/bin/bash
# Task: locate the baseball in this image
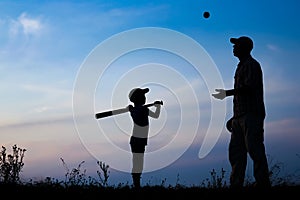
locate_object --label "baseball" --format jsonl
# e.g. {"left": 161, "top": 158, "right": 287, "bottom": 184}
{"left": 203, "top": 11, "right": 210, "bottom": 19}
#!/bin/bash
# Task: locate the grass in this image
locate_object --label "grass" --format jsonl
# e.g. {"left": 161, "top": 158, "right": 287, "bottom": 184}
{"left": 1, "top": 144, "right": 300, "bottom": 198}
{"left": 1, "top": 164, "right": 299, "bottom": 199}
{"left": 1, "top": 182, "right": 300, "bottom": 199}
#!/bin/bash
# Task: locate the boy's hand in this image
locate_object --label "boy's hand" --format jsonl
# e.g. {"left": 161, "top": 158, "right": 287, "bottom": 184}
{"left": 154, "top": 100, "right": 163, "bottom": 105}
{"left": 128, "top": 105, "right": 133, "bottom": 111}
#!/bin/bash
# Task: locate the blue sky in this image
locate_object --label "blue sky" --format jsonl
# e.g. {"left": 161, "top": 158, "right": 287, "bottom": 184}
{"left": 0, "top": 0, "right": 300, "bottom": 186}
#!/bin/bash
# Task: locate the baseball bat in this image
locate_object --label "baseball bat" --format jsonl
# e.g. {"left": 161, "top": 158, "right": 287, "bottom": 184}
{"left": 95, "top": 100, "right": 163, "bottom": 119}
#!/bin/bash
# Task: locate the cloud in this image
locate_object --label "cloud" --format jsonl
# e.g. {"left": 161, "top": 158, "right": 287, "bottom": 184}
{"left": 81, "top": 4, "right": 169, "bottom": 29}
{"left": 264, "top": 71, "right": 300, "bottom": 105}
{"left": 265, "top": 118, "right": 300, "bottom": 137}
{"left": 21, "top": 84, "right": 71, "bottom": 96}
{"left": 9, "top": 12, "right": 43, "bottom": 37}
{"left": 107, "top": 4, "right": 168, "bottom": 18}
{"left": 19, "top": 83, "right": 73, "bottom": 116}
{"left": 9, "top": 19, "right": 20, "bottom": 37}
{"left": 18, "top": 13, "right": 42, "bottom": 35}
{"left": 266, "top": 44, "right": 280, "bottom": 52}
{"left": 33, "top": 106, "right": 53, "bottom": 113}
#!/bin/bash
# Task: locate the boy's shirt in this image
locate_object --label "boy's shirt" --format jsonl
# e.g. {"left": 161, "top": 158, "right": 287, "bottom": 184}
{"left": 130, "top": 105, "right": 150, "bottom": 139}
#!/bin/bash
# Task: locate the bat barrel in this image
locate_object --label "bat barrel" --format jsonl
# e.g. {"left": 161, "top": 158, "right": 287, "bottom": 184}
{"left": 95, "top": 111, "right": 113, "bottom": 119}
{"left": 95, "top": 107, "right": 129, "bottom": 119}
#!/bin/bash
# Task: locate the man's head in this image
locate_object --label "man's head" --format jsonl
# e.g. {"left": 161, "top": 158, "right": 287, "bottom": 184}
{"left": 230, "top": 36, "right": 253, "bottom": 58}
{"left": 128, "top": 88, "right": 149, "bottom": 105}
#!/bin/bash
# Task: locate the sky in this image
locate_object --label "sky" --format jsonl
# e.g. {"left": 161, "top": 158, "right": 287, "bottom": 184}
{"left": 0, "top": 0, "right": 300, "bottom": 186}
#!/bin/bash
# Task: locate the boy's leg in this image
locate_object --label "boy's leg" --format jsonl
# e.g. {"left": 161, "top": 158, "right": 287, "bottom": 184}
{"left": 130, "top": 139, "right": 145, "bottom": 188}
{"left": 131, "top": 152, "right": 144, "bottom": 188}
{"left": 131, "top": 172, "right": 141, "bottom": 188}
{"left": 132, "top": 152, "right": 144, "bottom": 174}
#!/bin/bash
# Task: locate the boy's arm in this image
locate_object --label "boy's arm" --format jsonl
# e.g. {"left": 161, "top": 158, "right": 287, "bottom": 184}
{"left": 148, "top": 104, "right": 161, "bottom": 119}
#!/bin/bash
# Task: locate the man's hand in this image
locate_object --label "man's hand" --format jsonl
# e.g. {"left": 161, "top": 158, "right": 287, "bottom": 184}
{"left": 212, "top": 89, "right": 226, "bottom": 100}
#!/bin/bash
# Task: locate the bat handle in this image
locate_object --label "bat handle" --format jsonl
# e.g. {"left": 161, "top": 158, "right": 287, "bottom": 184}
{"left": 145, "top": 100, "right": 163, "bottom": 108}
{"left": 155, "top": 100, "right": 163, "bottom": 105}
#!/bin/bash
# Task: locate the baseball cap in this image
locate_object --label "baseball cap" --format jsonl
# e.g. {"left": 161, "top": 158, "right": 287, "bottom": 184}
{"left": 128, "top": 88, "right": 149, "bottom": 102}
{"left": 230, "top": 36, "right": 253, "bottom": 51}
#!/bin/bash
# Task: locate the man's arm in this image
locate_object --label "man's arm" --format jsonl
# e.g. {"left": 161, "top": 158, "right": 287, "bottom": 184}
{"left": 212, "top": 87, "right": 252, "bottom": 100}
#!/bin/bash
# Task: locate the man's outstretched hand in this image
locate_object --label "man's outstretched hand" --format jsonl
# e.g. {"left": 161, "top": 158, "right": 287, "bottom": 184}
{"left": 212, "top": 89, "right": 226, "bottom": 100}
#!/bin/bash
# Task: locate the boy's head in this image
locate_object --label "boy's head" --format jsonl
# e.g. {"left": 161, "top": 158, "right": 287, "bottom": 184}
{"left": 129, "top": 88, "right": 149, "bottom": 105}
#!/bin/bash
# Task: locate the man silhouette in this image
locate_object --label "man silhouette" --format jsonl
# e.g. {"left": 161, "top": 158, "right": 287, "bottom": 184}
{"left": 212, "top": 36, "right": 271, "bottom": 189}
{"left": 128, "top": 87, "right": 161, "bottom": 188}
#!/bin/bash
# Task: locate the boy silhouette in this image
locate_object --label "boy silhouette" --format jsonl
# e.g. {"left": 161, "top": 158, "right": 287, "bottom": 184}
{"left": 128, "top": 87, "right": 162, "bottom": 188}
